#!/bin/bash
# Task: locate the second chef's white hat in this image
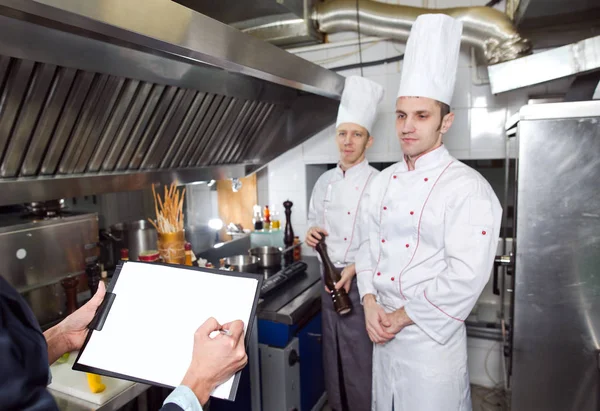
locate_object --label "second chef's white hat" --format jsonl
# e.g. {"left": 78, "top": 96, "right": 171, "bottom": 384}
{"left": 336, "top": 76, "right": 384, "bottom": 134}
{"left": 397, "top": 14, "right": 463, "bottom": 105}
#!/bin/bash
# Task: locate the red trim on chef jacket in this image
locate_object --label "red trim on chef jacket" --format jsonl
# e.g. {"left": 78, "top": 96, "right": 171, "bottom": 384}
{"left": 424, "top": 290, "right": 465, "bottom": 322}
{"left": 397, "top": 161, "right": 454, "bottom": 300}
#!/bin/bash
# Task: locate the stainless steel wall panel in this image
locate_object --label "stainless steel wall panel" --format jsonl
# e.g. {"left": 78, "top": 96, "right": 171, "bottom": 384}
{"left": 0, "top": 213, "right": 99, "bottom": 324}
{"left": 0, "top": 213, "right": 99, "bottom": 290}
{"left": 1, "top": 63, "right": 57, "bottom": 177}
{"left": 20, "top": 67, "right": 76, "bottom": 176}
{"left": 40, "top": 70, "right": 94, "bottom": 175}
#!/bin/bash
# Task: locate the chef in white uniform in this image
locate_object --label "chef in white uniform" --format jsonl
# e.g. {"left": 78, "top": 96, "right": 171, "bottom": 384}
{"left": 306, "top": 75, "right": 383, "bottom": 411}
{"left": 355, "top": 15, "right": 502, "bottom": 411}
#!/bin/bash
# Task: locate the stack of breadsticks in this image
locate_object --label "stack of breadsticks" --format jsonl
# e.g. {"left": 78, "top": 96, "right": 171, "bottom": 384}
{"left": 148, "top": 183, "right": 186, "bottom": 233}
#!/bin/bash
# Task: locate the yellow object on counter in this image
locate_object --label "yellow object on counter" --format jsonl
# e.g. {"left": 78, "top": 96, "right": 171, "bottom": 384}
{"left": 56, "top": 352, "right": 70, "bottom": 364}
{"left": 86, "top": 373, "right": 106, "bottom": 393}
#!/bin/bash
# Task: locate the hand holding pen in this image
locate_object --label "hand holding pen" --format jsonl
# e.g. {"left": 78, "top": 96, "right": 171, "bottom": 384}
{"left": 182, "top": 318, "right": 247, "bottom": 405}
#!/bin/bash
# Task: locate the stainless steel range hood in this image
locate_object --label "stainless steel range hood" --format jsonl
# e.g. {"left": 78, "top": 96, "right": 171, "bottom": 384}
{"left": 0, "top": 0, "right": 344, "bottom": 206}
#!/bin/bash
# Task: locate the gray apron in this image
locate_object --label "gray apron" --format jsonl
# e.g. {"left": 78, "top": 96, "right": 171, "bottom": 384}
{"left": 321, "top": 277, "right": 373, "bottom": 411}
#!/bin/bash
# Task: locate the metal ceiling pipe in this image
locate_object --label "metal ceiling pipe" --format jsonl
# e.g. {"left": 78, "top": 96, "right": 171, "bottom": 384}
{"left": 313, "top": 0, "right": 532, "bottom": 64}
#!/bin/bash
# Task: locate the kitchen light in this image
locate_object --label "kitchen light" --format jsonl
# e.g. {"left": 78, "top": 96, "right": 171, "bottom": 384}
{"left": 208, "top": 218, "right": 224, "bottom": 231}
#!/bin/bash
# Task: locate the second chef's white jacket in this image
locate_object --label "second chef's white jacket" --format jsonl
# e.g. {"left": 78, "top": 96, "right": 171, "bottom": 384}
{"left": 308, "top": 159, "right": 378, "bottom": 266}
{"left": 355, "top": 145, "right": 502, "bottom": 410}
{"left": 356, "top": 145, "right": 502, "bottom": 343}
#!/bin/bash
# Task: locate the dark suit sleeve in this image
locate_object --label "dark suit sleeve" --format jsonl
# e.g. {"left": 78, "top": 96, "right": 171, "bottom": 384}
{"left": 0, "top": 277, "right": 59, "bottom": 411}
{"left": 159, "top": 385, "right": 203, "bottom": 410}
{"left": 160, "top": 404, "right": 184, "bottom": 410}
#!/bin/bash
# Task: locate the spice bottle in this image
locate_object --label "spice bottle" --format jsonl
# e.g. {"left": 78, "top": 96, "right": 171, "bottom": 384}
{"left": 185, "top": 242, "right": 193, "bottom": 266}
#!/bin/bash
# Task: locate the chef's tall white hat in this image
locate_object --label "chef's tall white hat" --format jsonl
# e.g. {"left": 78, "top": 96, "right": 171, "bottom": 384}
{"left": 397, "top": 14, "right": 463, "bottom": 105}
{"left": 336, "top": 76, "right": 384, "bottom": 134}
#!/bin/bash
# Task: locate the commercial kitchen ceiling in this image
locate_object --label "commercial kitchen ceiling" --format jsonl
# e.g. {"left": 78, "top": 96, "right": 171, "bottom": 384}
{"left": 173, "top": 0, "right": 305, "bottom": 24}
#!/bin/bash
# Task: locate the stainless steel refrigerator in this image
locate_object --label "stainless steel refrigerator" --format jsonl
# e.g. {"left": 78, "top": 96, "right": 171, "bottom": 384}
{"left": 510, "top": 100, "right": 600, "bottom": 410}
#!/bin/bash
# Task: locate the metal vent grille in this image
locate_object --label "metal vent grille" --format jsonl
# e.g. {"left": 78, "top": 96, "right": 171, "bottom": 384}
{"left": 0, "top": 56, "right": 276, "bottom": 178}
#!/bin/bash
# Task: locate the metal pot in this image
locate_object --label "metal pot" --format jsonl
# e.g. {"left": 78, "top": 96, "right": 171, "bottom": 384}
{"left": 223, "top": 255, "right": 258, "bottom": 273}
{"left": 249, "top": 246, "right": 282, "bottom": 268}
{"left": 105, "top": 219, "right": 158, "bottom": 262}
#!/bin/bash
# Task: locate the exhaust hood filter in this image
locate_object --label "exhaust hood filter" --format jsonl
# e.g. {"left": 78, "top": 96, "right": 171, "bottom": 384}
{"left": 0, "top": 0, "right": 343, "bottom": 206}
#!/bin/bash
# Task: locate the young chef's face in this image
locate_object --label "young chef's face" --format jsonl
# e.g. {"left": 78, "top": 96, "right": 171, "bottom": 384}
{"left": 336, "top": 122, "right": 373, "bottom": 166}
{"left": 395, "top": 97, "right": 454, "bottom": 159}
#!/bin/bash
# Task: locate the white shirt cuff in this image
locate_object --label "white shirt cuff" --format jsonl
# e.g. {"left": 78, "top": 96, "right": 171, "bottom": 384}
{"left": 163, "top": 385, "right": 203, "bottom": 411}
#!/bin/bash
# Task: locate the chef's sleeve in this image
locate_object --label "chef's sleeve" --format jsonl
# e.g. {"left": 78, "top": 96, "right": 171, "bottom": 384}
{"left": 355, "top": 184, "right": 378, "bottom": 302}
{"left": 404, "top": 183, "right": 502, "bottom": 344}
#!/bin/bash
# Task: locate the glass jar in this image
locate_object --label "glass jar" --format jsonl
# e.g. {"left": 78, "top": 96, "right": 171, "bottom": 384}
{"left": 271, "top": 210, "right": 281, "bottom": 230}
{"left": 157, "top": 231, "right": 186, "bottom": 264}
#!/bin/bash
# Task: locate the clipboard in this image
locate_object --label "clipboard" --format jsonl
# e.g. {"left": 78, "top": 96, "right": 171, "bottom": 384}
{"left": 73, "top": 261, "right": 263, "bottom": 401}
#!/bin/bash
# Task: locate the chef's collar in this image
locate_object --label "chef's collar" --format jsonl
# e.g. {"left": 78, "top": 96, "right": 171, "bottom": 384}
{"left": 336, "top": 158, "right": 369, "bottom": 179}
{"left": 396, "top": 144, "right": 451, "bottom": 172}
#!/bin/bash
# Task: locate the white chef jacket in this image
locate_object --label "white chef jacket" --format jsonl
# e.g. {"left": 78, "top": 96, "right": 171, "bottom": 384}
{"left": 308, "top": 159, "right": 378, "bottom": 266}
{"left": 355, "top": 145, "right": 502, "bottom": 411}
{"left": 356, "top": 145, "right": 501, "bottom": 343}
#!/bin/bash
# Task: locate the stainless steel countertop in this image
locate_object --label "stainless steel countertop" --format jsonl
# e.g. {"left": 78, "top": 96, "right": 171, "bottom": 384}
{"left": 50, "top": 383, "right": 150, "bottom": 411}
{"left": 257, "top": 256, "right": 322, "bottom": 325}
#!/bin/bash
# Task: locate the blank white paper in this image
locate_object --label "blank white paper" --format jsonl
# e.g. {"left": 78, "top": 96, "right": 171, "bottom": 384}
{"left": 77, "top": 262, "right": 258, "bottom": 400}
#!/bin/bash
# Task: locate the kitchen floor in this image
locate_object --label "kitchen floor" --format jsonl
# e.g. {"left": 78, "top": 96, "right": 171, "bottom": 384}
{"left": 320, "top": 385, "right": 509, "bottom": 411}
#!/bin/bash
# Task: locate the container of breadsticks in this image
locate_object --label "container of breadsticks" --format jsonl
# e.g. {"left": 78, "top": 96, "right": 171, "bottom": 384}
{"left": 148, "top": 182, "right": 186, "bottom": 264}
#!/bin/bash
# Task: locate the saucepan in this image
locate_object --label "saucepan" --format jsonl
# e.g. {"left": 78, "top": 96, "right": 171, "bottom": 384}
{"left": 248, "top": 242, "right": 304, "bottom": 269}
{"left": 223, "top": 255, "right": 259, "bottom": 273}
{"left": 248, "top": 246, "right": 282, "bottom": 269}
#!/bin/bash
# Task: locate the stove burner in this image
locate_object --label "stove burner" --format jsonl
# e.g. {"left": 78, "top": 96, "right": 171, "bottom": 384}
{"left": 22, "top": 199, "right": 66, "bottom": 219}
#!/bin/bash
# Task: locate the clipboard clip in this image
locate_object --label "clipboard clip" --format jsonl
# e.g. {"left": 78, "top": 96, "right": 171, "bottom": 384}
{"left": 88, "top": 292, "right": 116, "bottom": 331}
